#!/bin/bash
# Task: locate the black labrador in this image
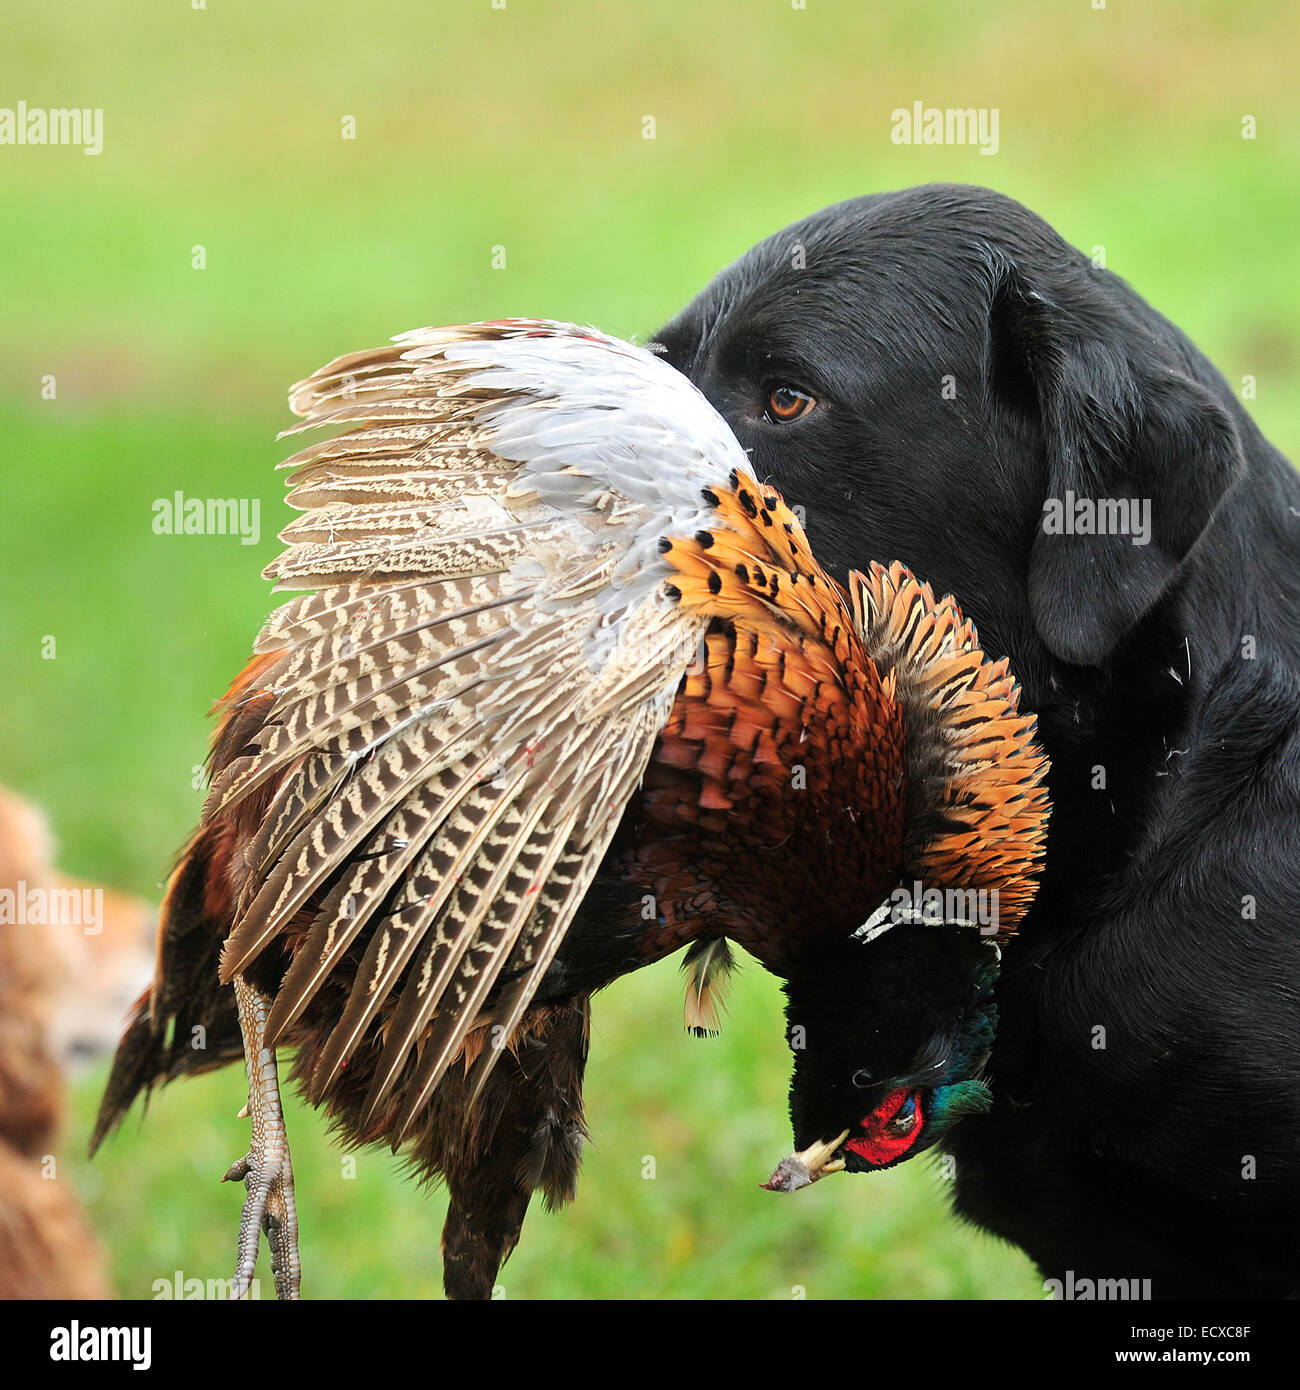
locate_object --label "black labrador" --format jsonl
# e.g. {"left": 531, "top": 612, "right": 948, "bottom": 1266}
{"left": 654, "top": 184, "right": 1300, "bottom": 1299}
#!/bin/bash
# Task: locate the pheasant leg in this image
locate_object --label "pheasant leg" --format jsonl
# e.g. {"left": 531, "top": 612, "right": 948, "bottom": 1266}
{"left": 222, "top": 974, "right": 301, "bottom": 1300}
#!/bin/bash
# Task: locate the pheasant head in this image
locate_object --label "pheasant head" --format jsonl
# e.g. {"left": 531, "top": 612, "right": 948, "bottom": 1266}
{"left": 765, "top": 925, "right": 1000, "bottom": 1188}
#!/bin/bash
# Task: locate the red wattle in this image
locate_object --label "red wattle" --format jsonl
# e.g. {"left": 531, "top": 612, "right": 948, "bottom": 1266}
{"left": 844, "top": 1087, "right": 924, "bottom": 1167}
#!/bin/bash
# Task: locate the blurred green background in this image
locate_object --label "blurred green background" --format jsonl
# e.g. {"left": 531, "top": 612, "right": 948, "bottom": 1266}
{"left": 3, "top": 1, "right": 1296, "bottom": 1299}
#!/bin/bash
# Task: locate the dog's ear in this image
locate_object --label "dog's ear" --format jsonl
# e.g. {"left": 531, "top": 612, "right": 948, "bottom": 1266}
{"left": 986, "top": 258, "right": 1245, "bottom": 667}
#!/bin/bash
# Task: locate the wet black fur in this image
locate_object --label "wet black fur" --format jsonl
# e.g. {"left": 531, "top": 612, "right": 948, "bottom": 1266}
{"left": 654, "top": 184, "right": 1300, "bottom": 1299}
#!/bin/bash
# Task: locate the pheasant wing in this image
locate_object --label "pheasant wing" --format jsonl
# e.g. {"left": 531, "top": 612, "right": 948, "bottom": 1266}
{"left": 213, "top": 321, "right": 753, "bottom": 1128}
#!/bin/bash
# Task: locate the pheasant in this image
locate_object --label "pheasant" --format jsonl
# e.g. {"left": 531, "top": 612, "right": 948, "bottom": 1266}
{"left": 91, "top": 319, "right": 1049, "bottom": 1299}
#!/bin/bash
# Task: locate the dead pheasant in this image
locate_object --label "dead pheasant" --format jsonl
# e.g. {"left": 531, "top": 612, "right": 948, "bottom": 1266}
{"left": 91, "top": 319, "right": 1048, "bottom": 1299}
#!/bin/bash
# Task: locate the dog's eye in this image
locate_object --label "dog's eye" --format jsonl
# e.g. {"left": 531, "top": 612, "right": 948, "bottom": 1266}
{"left": 764, "top": 385, "right": 816, "bottom": 423}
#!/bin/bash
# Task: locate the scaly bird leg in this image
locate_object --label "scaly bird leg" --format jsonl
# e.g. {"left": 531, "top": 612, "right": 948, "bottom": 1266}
{"left": 222, "top": 974, "right": 301, "bottom": 1300}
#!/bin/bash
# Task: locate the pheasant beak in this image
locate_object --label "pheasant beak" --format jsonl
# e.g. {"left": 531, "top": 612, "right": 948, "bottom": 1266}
{"left": 760, "top": 1128, "right": 851, "bottom": 1193}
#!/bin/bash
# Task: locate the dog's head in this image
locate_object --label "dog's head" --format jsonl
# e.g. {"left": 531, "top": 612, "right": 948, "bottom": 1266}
{"left": 654, "top": 185, "right": 1246, "bottom": 682}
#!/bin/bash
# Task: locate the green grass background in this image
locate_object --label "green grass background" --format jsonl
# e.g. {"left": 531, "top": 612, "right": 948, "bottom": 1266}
{"left": 4, "top": 1, "right": 1297, "bottom": 1299}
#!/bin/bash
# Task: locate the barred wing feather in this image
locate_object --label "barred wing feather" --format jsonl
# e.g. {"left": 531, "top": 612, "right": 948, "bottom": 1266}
{"left": 213, "top": 320, "right": 750, "bottom": 1131}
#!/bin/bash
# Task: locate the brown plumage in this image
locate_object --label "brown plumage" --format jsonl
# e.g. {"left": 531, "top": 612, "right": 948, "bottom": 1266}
{"left": 92, "top": 320, "right": 1048, "bottom": 1299}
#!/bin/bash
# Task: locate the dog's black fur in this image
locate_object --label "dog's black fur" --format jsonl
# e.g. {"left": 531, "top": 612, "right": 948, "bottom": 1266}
{"left": 655, "top": 185, "right": 1300, "bottom": 1299}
